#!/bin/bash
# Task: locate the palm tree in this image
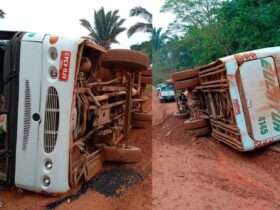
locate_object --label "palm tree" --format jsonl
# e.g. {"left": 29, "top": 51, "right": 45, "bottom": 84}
{"left": 127, "top": 6, "right": 153, "bottom": 38}
{"left": 0, "top": 9, "right": 5, "bottom": 18}
{"left": 152, "top": 28, "right": 168, "bottom": 51}
{"left": 80, "top": 7, "right": 126, "bottom": 49}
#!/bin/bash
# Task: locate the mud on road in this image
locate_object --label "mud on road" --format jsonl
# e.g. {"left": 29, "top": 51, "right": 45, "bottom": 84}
{"left": 152, "top": 91, "right": 280, "bottom": 210}
{"left": 0, "top": 91, "right": 152, "bottom": 210}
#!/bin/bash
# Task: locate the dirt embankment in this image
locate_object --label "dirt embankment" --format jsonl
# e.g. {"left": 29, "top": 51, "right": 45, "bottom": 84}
{"left": 0, "top": 91, "right": 152, "bottom": 210}
{"left": 152, "top": 91, "right": 280, "bottom": 210}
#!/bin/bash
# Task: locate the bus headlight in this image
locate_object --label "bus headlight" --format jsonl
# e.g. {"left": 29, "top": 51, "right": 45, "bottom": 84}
{"left": 45, "top": 159, "right": 53, "bottom": 170}
{"left": 49, "top": 66, "right": 58, "bottom": 79}
{"left": 49, "top": 47, "right": 58, "bottom": 60}
{"left": 42, "top": 176, "right": 51, "bottom": 187}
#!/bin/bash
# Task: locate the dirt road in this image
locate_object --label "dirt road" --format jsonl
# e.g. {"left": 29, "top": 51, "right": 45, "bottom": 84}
{"left": 0, "top": 92, "right": 152, "bottom": 210}
{"left": 152, "top": 91, "right": 280, "bottom": 210}
{"left": 152, "top": 90, "right": 176, "bottom": 126}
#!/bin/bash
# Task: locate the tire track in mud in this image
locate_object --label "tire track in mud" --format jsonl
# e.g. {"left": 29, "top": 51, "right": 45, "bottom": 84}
{"left": 187, "top": 134, "right": 280, "bottom": 209}
{"left": 212, "top": 143, "right": 280, "bottom": 205}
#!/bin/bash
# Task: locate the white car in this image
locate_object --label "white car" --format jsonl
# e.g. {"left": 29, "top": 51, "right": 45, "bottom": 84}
{"left": 157, "top": 83, "right": 175, "bottom": 103}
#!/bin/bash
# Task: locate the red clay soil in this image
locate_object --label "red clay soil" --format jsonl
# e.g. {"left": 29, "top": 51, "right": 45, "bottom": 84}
{"left": 152, "top": 91, "right": 280, "bottom": 210}
{"left": 0, "top": 91, "right": 152, "bottom": 210}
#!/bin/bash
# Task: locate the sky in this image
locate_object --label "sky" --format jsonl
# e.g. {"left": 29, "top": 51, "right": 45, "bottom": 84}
{"left": 0, "top": 0, "right": 174, "bottom": 49}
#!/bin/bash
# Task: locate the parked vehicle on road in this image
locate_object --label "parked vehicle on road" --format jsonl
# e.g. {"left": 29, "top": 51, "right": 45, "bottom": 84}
{"left": 156, "top": 83, "right": 175, "bottom": 103}
{"left": 172, "top": 47, "right": 280, "bottom": 151}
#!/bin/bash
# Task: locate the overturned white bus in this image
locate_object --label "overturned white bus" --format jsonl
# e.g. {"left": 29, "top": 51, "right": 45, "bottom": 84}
{"left": 172, "top": 47, "right": 280, "bottom": 151}
{"left": 0, "top": 31, "right": 150, "bottom": 193}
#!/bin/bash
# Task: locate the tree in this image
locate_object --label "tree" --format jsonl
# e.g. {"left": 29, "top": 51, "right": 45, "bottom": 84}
{"left": 154, "top": 0, "right": 280, "bottom": 85}
{"left": 80, "top": 7, "right": 126, "bottom": 49}
{"left": 161, "top": 0, "right": 222, "bottom": 33}
{"left": 152, "top": 28, "right": 168, "bottom": 51}
{"left": 131, "top": 41, "right": 152, "bottom": 61}
{"left": 217, "top": 0, "right": 280, "bottom": 53}
{"left": 127, "top": 6, "right": 153, "bottom": 37}
{"left": 153, "top": 34, "right": 196, "bottom": 84}
{"left": 0, "top": 9, "right": 5, "bottom": 18}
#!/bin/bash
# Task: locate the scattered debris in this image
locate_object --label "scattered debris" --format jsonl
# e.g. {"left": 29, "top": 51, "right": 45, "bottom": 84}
{"left": 165, "top": 130, "right": 172, "bottom": 137}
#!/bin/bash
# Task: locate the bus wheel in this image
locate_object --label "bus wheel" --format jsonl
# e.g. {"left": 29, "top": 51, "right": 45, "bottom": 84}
{"left": 184, "top": 118, "right": 209, "bottom": 130}
{"left": 101, "top": 49, "right": 149, "bottom": 72}
{"left": 103, "top": 145, "right": 142, "bottom": 163}
{"left": 174, "top": 78, "right": 199, "bottom": 90}
{"left": 172, "top": 69, "right": 198, "bottom": 82}
{"left": 132, "top": 112, "right": 152, "bottom": 121}
{"left": 189, "top": 126, "right": 211, "bottom": 137}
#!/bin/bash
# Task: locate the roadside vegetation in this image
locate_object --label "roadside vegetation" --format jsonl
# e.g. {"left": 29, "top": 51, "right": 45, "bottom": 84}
{"left": 79, "top": 6, "right": 154, "bottom": 61}
{"left": 150, "top": 0, "right": 280, "bottom": 84}
{"left": 128, "top": 6, "right": 154, "bottom": 61}
{"left": 127, "top": 6, "right": 153, "bottom": 38}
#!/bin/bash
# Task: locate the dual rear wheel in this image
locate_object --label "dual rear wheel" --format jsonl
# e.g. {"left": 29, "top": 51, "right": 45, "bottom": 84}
{"left": 184, "top": 118, "right": 211, "bottom": 137}
{"left": 172, "top": 69, "right": 199, "bottom": 91}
